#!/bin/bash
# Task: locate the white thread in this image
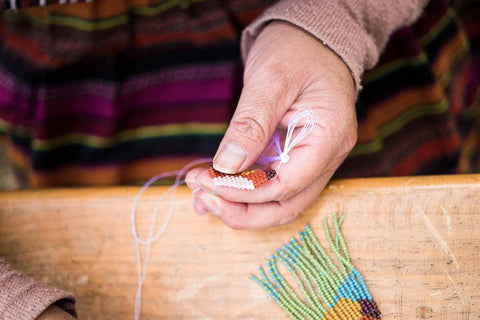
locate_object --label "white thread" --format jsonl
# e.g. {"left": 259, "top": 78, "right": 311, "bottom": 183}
{"left": 39, "top": 0, "right": 46, "bottom": 6}
{"left": 130, "top": 109, "right": 315, "bottom": 318}
{"left": 9, "top": 0, "right": 16, "bottom": 10}
{"left": 191, "top": 187, "right": 201, "bottom": 202}
{"left": 130, "top": 157, "right": 212, "bottom": 320}
{"left": 259, "top": 109, "right": 317, "bottom": 173}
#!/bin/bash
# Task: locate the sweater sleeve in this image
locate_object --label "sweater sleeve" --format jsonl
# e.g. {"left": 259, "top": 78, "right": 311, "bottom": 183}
{"left": 0, "top": 259, "right": 77, "bottom": 320}
{"left": 241, "top": 0, "right": 431, "bottom": 91}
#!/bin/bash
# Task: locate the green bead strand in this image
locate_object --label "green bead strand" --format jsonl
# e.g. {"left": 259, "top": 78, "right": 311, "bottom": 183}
{"left": 288, "top": 240, "right": 339, "bottom": 307}
{"left": 333, "top": 213, "right": 351, "bottom": 263}
{"left": 279, "top": 248, "right": 324, "bottom": 314}
{"left": 304, "top": 226, "right": 344, "bottom": 280}
{"left": 267, "top": 258, "right": 319, "bottom": 320}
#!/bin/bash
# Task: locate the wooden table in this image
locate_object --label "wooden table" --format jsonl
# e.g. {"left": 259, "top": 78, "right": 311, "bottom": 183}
{"left": 0, "top": 175, "right": 479, "bottom": 319}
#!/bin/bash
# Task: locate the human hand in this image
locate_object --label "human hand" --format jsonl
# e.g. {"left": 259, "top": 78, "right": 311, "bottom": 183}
{"left": 186, "top": 21, "right": 357, "bottom": 229}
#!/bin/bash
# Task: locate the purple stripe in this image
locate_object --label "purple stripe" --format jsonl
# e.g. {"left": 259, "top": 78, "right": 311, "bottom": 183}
{"left": 122, "top": 63, "right": 235, "bottom": 93}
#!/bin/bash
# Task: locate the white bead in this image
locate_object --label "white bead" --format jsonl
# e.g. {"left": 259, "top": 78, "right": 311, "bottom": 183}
{"left": 280, "top": 152, "right": 290, "bottom": 163}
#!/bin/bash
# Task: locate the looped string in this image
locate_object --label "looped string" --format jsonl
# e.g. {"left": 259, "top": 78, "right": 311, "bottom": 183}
{"left": 130, "top": 157, "right": 213, "bottom": 320}
{"left": 259, "top": 109, "right": 317, "bottom": 173}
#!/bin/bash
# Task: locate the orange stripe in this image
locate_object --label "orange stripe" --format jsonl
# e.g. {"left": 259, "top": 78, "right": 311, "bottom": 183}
{"left": 134, "top": 24, "right": 236, "bottom": 47}
{"left": 234, "top": 8, "right": 267, "bottom": 25}
{"left": 30, "top": 156, "right": 204, "bottom": 187}
{"left": 0, "top": 25, "right": 66, "bottom": 67}
{"left": 357, "top": 84, "right": 445, "bottom": 142}
{"left": 0, "top": 17, "right": 235, "bottom": 69}
{"left": 392, "top": 133, "right": 460, "bottom": 176}
{"left": 449, "top": 65, "right": 470, "bottom": 116}
{"left": 0, "top": 134, "right": 8, "bottom": 144}
{"left": 432, "top": 31, "right": 468, "bottom": 78}
{"left": 0, "top": 25, "right": 129, "bottom": 68}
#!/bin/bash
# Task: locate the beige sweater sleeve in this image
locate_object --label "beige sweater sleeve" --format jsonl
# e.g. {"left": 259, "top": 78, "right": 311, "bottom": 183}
{"left": 0, "top": 259, "right": 77, "bottom": 320}
{"left": 242, "top": 0, "right": 431, "bottom": 90}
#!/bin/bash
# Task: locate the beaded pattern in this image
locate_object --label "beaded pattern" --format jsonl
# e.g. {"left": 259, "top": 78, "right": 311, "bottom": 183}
{"left": 251, "top": 213, "right": 382, "bottom": 320}
{"left": 209, "top": 165, "right": 276, "bottom": 190}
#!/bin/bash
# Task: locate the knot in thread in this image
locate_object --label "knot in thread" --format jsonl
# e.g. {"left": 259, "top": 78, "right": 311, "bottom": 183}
{"left": 279, "top": 152, "right": 290, "bottom": 163}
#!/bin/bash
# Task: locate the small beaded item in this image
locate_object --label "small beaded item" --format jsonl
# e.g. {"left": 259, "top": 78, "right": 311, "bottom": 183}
{"left": 251, "top": 213, "right": 381, "bottom": 320}
{"left": 209, "top": 109, "right": 317, "bottom": 190}
{"left": 209, "top": 165, "right": 277, "bottom": 190}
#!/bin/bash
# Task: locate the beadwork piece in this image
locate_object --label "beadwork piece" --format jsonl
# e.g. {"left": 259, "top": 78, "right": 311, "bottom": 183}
{"left": 251, "top": 213, "right": 382, "bottom": 320}
{"left": 209, "top": 165, "right": 276, "bottom": 190}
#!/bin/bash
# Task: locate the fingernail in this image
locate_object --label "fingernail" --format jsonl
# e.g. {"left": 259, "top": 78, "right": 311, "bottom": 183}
{"left": 185, "top": 178, "right": 200, "bottom": 190}
{"left": 213, "top": 143, "right": 247, "bottom": 174}
{"left": 196, "top": 194, "right": 222, "bottom": 216}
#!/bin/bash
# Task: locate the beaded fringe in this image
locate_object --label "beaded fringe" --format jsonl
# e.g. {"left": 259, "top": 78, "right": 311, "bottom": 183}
{"left": 251, "top": 213, "right": 381, "bottom": 320}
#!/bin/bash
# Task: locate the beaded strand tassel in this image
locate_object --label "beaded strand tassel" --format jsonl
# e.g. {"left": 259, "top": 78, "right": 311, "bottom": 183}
{"left": 251, "top": 213, "right": 381, "bottom": 320}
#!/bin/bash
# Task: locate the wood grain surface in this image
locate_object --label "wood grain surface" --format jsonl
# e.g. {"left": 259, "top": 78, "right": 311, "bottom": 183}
{"left": 0, "top": 175, "right": 479, "bottom": 319}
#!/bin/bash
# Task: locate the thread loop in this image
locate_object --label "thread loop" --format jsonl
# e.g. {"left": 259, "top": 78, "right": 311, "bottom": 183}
{"left": 130, "top": 157, "right": 213, "bottom": 320}
{"left": 259, "top": 108, "right": 317, "bottom": 172}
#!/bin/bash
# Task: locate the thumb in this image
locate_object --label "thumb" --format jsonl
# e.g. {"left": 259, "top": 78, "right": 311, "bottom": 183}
{"left": 213, "top": 74, "right": 294, "bottom": 174}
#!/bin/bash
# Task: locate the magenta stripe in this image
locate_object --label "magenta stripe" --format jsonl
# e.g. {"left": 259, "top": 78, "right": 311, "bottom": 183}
{"left": 120, "top": 78, "right": 234, "bottom": 108}
{"left": 0, "top": 86, "right": 32, "bottom": 115}
{"left": 0, "top": 77, "right": 235, "bottom": 121}
{"left": 0, "top": 62, "right": 235, "bottom": 100}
